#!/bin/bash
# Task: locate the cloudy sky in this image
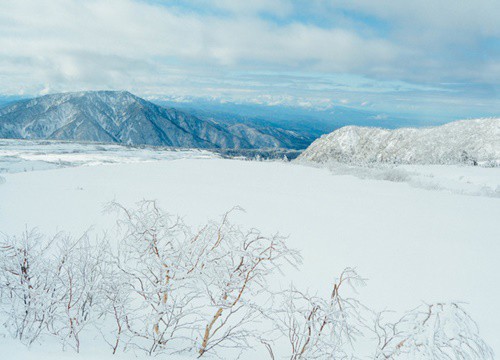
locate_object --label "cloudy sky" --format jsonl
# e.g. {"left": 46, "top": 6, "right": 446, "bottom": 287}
{"left": 0, "top": 0, "right": 499, "bottom": 121}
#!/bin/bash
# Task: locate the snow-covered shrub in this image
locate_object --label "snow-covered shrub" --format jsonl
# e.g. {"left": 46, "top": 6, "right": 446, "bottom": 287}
{"left": 0, "top": 230, "right": 110, "bottom": 351}
{"left": 373, "top": 303, "right": 494, "bottom": 359}
{"left": 480, "top": 159, "right": 500, "bottom": 168}
{"left": 103, "top": 200, "right": 200, "bottom": 355}
{"left": 460, "top": 150, "right": 478, "bottom": 166}
{"left": 193, "top": 211, "right": 300, "bottom": 357}
{"left": 271, "top": 268, "right": 367, "bottom": 359}
{"left": 0, "top": 230, "right": 61, "bottom": 345}
{"left": 104, "top": 201, "right": 300, "bottom": 357}
{"left": 51, "top": 234, "right": 109, "bottom": 352}
{"left": 377, "top": 168, "right": 411, "bottom": 183}
{"left": 0, "top": 203, "right": 494, "bottom": 359}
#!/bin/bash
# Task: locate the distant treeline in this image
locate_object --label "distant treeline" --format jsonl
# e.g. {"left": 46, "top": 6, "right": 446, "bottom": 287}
{"left": 215, "top": 148, "right": 303, "bottom": 161}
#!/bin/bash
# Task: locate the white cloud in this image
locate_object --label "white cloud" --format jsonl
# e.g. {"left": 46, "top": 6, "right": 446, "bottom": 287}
{"left": 0, "top": 0, "right": 408, "bottom": 95}
{"left": 0, "top": 0, "right": 497, "bottom": 119}
{"left": 332, "top": 0, "right": 500, "bottom": 38}
{"left": 210, "top": 0, "right": 293, "bottom": 16}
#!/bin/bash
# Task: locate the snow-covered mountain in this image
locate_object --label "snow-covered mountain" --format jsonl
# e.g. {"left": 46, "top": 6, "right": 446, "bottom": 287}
{"left": 298, "top": 118, "right": 500, "bottom": 165}
{"left": 0, "top": 91, "right": 308, "bottom": 149}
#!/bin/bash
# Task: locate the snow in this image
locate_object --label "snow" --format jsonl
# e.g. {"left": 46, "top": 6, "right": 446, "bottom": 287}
{"left": 0, "top": 139, "right": 217, "bottom": 173}
{"left": 0, "top": 142, "right": 499, "bottom": 358}
{"left": 298, "top": 118, "right": 500, "bottom": 165}
{"left": 299, "top": 162, "right": 500, "bottom": 198}
{"left": 0, "top": 91, "right": 307, "bottom": 149}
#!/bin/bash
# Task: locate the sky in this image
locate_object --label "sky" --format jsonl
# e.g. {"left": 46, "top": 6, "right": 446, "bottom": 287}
{"left": 0, "top": 0, "right": 499, "bottom": 122}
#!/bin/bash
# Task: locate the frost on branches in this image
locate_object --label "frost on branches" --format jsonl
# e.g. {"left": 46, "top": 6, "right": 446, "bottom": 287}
{"left": 373, "top": 302, "right": 493, "bottom": 359}
{"left": 102, "top": 201, "right": 300, "bottom": 357}
{"left": 0, "top": 201, "right": 494, "bottom": 359}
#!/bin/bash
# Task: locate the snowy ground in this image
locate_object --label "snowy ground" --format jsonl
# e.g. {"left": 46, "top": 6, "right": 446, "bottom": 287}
{"left": 0, "top": 142, "right": 499, "bottom": 358}
{"left": 297, "top": 161, "right": 500, "bottom": 198}
{"left": 0, "top": 139, "right": 217, "bottom": 174}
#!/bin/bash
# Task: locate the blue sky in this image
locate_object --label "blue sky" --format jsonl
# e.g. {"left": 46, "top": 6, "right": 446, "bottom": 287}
{"left": 0, "top": 0, "right": 498, "bottom": 122}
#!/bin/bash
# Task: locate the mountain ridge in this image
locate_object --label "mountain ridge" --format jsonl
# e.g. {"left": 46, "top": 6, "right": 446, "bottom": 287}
{"left": 297, "top": 118, "right": 500, "bottom": 165}
{"left": 0, "top": 91, "right": 309, "bottom": 149}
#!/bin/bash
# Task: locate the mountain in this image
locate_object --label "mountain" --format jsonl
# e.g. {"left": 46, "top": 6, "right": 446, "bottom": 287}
{"left": 154, "top": 98, "right": 425, "bottom": 141}
{"left": 297, "top": 118, "right": 500, "bottom": 165}
{"left": 0, "top": 91, "right": 309, "bottom": 149}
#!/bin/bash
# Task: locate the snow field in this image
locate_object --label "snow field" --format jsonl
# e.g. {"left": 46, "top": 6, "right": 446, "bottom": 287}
{"left": 0, "top": 156, "right": 499, "bottom": 358}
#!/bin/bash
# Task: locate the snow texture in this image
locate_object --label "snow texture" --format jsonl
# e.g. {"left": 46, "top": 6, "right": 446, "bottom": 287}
{"left": 298, "top": 118, "right": 500, "bottom": 165}
{"left": 0, "top": 139, "right": 217, "bottom": 173}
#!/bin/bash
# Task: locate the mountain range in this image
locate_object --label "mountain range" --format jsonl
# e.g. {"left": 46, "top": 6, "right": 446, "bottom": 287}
{"left": 155, "top": 98, "right": 425, "bottom": 138}
{"left": 0, "top": 91, "right": 310, "bottom": 149}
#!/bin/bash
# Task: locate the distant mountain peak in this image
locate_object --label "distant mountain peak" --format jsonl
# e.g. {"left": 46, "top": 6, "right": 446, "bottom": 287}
{"left": 0, "top": 91, "right": 309, "bottom": 150}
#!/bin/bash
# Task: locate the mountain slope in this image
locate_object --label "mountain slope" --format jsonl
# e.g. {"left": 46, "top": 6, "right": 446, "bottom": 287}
{"left": 0, "top": 91, "right": 308, "bottom": 149}
{"left": 157, "top": 103, "right": 315, "bottom": 149}
{"left": 297, "top": 118, "right": 500, "bottom": 165}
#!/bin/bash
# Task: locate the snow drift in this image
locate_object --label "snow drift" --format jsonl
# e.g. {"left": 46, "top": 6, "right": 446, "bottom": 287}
{"left": 297, "top": 118, "right": 500, "bottom": 165}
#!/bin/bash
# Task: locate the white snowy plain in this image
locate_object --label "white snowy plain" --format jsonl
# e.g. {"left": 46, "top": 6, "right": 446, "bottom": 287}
{"left": 0, "top": 143, "right": 499, "bottom": 359}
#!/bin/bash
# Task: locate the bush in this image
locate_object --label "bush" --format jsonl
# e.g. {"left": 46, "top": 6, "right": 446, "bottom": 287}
{"left": 0, "top": 202, "right": 493, "bottom": 359}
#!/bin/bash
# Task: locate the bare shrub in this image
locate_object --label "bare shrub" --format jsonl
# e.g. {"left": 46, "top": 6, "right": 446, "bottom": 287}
{"left": 270, "top": 268, "right": 367, "bottom": 359}
{"left": 0, "top": 229, "right": 61, "bottom": 345}
{"left": 103, "top": 200, "right": 200, "bottom": 355}
{"left": 104, "top": 201, "right": 300, "bottom": 357}
{"left": 193, "top": 212, "right": 301, "bottom": 357}
{"left": 0, "top": 230, "right": 109, "bottom": 351}
{"left": 373, "top": 302, "right": 494, "bottom": 359}
{"left": 0, "top": 203, "right": 494, "bottom": 360}
{"left": 51, "top": 233, "right": 109, "bottom": 352}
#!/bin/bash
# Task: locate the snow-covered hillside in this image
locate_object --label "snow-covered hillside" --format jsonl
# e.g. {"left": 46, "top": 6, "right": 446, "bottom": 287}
{"left": 298, "top": 118, "right": 500, "bottom": 165}
{"left": 0, "top": 144, "right": 499, "bottom": 359}
{"left": 0, "top": 91, "right": 308, "bottom": 149}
